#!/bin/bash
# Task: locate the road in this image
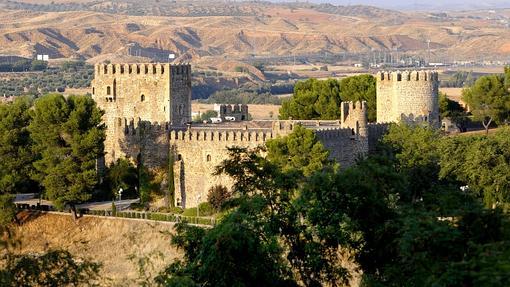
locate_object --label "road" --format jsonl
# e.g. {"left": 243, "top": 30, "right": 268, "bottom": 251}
{"left": 14, "top": 193, "right": 139, "bottom": 211}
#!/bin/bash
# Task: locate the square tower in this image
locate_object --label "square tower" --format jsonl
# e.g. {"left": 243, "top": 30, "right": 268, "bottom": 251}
{"left": 92, "top": 63, "right": 191, "bottom": 125}
{"left": 91, "top": 63, "right": 192, "bottom": 164}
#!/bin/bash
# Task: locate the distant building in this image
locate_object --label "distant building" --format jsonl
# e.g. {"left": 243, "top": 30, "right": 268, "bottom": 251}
{"left": 213, "top": 104, "right": 249, "bottom": 121}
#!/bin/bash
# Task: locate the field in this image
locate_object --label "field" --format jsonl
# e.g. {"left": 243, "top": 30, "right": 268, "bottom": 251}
{"left": 14, "top": 213, "right": 181, "bottom": 286}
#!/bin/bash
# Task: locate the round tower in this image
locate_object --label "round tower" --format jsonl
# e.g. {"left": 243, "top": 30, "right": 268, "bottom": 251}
{"left": 376, "top": 70, "right": 439, "bottom": 128}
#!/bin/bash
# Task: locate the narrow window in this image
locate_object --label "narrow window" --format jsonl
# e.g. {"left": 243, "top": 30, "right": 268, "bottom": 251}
{"left": 206, "top": 154, "right": 211, "bottom": 162}
{"left": 107, "top": 86, "right": 111, "bottom": 95}
{"left": 92, "top": 87, "right": 95, "bottom": 94}
{"left": 141, "top": 94, "right": 145, "bottom": 102}
{"left": 397, "top": 74, "right": 402, "bottom": 81}
{"left": 177, "top": 154, "right": 182, "bottom": 161}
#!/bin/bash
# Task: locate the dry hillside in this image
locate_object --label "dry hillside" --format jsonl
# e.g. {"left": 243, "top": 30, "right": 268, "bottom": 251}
{"left": 0, "top": 1, "right": 507, "bottom": 68}
{"left": 14, "top": 213, "right": 181, "bottom": 286}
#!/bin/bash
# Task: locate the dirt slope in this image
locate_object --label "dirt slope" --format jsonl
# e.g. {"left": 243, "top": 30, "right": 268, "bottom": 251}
{"left": 14, "top": 213, "right": 181, "bottom": 286}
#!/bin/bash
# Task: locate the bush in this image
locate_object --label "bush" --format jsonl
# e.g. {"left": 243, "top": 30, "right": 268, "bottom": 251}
{"left": 157, "top": 206, "right": 184, "bottom": 214}
{"left": 182, "top": 207, "right": 198, "bottom": 217}
{"left": 207, "top": 185, "right": 231, "bottom": 211}
{"left": 198, "top": 202, "right": 214, "bottom": 216}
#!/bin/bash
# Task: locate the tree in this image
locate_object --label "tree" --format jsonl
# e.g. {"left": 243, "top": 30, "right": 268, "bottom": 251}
{"left": 30, "top": 60, "right": 48, "bottom": 71}
{"left": 207, "top": 185, "right": 231, "bottom": 211}
{"left": 340, "top": 74, "right": 376, "bottom": 122}
{"left": 439, "top": 92, "right": 469, "bottom": 132}
{"left": 462, "top": 74, "right": 510, "bottom": 134}
{"left": 0, "top": 194, "right": 17, "bottom": 226}
{"left": 440, "top": 128, "right": 510, "bottom": 207}
{"left": 279, "top": 78, "right": 341, "bottom": 120}
{"left": 382, "top": 123, "right": 443, "bottom": 202}
{"left": 0, "top": 250, "right": 101, "bottom": 287}
{"left": 105, "top": 158, "right": 138, "bottom": 200}
{"left": 200, "top": 110, "right": 217, "bottom": 122}
{"left": 29, "top": 94, "right": 105, "bottom": 218}
{"left": 266, "top": 125, "right": 330, "bottom": 176}
{"left": 0, "top": 97, "right": 37, "bottom": 194}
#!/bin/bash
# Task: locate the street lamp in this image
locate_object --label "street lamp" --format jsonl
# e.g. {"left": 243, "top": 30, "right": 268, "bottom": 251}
{"left": 118, "top": 187, "right": 123, "bottom": 202}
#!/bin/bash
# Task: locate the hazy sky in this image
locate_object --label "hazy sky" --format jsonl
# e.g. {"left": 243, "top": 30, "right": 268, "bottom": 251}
{"left": 274, "top": 0, "right": 510, "bottom": 11}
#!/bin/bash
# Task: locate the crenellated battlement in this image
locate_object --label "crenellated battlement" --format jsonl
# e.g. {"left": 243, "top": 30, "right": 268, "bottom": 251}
{"left": 113, "top": 117, "right": 171, "bottom": 135}
{"left": 314, "top": 127, "right": 354, "bottom": 139}
{"left": 377, "top": 70, "right": 438, "bottom": 82}
{"left": 170, "top": 129, "right": 274, "bottom": 142}
{"left": 94, "top": 63, "right": 191, "bottom": 76}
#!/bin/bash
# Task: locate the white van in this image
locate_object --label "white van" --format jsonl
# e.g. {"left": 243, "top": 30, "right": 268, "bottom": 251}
{"left": 210, "top": 117, "right": 222, "bottom": 124}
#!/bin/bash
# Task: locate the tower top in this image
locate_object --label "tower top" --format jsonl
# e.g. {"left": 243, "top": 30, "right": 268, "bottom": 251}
{"left": 377, "top": 70, "right": 438, "bottom": 82}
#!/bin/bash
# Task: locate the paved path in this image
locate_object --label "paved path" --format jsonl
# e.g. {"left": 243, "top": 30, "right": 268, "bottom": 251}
{"left": 14, "top": 194, "right": 139, "bottom": 211}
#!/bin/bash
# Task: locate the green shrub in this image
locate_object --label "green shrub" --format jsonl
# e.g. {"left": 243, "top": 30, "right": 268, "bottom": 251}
{"left": 198, "top": 202, "right": 214, "bottom": 216}
{"left": 182, "top": 207, "right": 198, "bottom": 217}
{"left": 157, "top": 206, "right": 184, "bottom": 214}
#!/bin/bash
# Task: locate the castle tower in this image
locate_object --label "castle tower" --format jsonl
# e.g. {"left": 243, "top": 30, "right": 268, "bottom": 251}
{"left": 341, "top": 101, "right": 368, "bottom": 138}
{"left": 91, "top": 63, "right": 192, "bottom": 164}
{"left": 376, "top": 70, "right": 439, "bottom": 128}
{"left": 340, "top": 101, "right": 369, "bottom": 155}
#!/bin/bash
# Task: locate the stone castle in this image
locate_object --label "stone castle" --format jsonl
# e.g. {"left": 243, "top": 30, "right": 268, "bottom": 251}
{"left": 91, "top": 64, "right": 439, "bottom": 208}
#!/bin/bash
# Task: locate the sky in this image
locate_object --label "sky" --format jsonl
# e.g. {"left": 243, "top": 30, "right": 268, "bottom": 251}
{"left": 273, "top": 0, "right": 510, "bottom": 11}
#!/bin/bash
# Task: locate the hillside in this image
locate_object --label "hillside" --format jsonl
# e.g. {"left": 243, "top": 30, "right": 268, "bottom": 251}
{"left": 0, "top": 1, "right": 507, "bottom": 68}
{"left": 14, "top": 213, "right": 181, "bottom": 286}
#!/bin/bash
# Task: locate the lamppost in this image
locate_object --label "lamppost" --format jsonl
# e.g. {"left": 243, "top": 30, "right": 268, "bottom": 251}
{"left": 118, "top": 187, "right": 123, "bottom": 202}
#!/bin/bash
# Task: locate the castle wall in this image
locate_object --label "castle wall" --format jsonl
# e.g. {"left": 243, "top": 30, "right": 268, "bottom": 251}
{"left": 315, "top": 128, "right": 366, "bottom": 167}
{"left": 171, "top": 110, "right": 375, "bottom": 208}
{"left": 109, "top": 118, "right": 170, "bottom": 168}
{"left": 170, "top": 129, "right": 272, "bottom": 208}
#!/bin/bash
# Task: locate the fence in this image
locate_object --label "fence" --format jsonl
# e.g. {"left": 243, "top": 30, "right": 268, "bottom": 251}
{"left": 16, "top": 204, "right": 216, "bottom": 226}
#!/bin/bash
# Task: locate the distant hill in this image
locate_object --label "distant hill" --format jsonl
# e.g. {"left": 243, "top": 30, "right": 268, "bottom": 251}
{"left": 0, "top": 1, "right": 508, "bottom": 66}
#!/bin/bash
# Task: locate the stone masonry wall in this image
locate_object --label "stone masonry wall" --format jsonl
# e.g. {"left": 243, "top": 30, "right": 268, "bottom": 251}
{"left": 376, "top": 70, "right": 439, "bottom": 128}
{"left": 170, "top": 129, "right": 272, "bottom": 208}
{"left": 92, "top": 63, "right": 191, "bottom": 164}
{"left": 170, "top": 103, "right": 374, "bottom": 208}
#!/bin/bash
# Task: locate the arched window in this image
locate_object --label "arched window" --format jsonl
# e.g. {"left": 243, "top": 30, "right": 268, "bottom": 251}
{"left": 206, "top": 154, "right": 211, "bottom": 162}
{"left": 106, "top": 86, "right": 111, "bottom": 95}
{"left": 177, "top": 154, "right": 182, "bottom": 161}
{"left": 141, "top": 94, "right": 145, "bottom": 102}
